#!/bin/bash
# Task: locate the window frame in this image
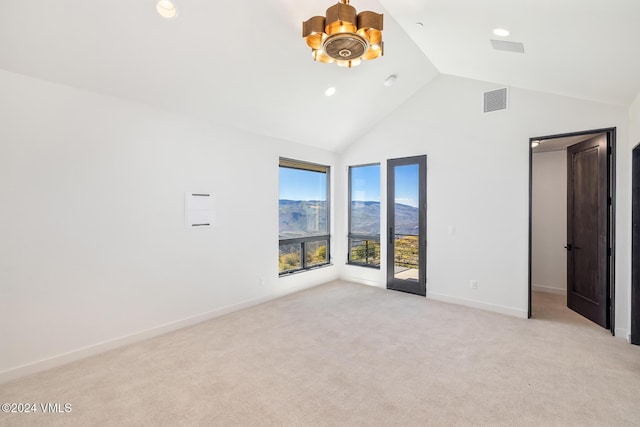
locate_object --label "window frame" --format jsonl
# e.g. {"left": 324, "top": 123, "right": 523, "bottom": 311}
{"left": 278, "top": 158, "right": 331, "bottom": 276}
{"left": 347, "top": 163, "right": 381, "bottom": 268}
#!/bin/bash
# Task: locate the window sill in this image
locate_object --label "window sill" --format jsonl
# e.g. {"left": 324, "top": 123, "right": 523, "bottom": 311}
{"left": 279, "top": 263, "right": 334, "bottom": 277}
{"left": 346, "top": 262, "right": 381, "bottom": 270}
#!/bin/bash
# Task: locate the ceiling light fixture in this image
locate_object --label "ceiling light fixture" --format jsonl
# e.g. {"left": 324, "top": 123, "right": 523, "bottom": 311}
{"left": 325, "top": 87, "right": 337, "bottom": 96}
{"left": 156, "top": 0, "right": 177, "bottom": 19}
{"left": 493, "top": 28, "right": 510, "bottom": 37}
{"left": 302, "top": 0, "right": 383, "bottom": 68}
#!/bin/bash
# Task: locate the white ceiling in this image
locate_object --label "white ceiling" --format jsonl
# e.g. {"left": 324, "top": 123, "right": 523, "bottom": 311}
{"left": 387, "top": 0, "right": 640, "bottom": 106}
{"left": 1, "top": 0, "right": 639, "bottom": 152}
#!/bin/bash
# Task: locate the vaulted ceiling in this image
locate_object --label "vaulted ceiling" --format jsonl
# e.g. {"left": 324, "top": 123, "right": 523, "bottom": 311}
{"left": 1, "top": 0, "right": 639, "bottom": 151}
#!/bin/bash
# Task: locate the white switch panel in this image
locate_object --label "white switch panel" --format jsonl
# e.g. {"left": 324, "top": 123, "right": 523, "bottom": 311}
{"left": 185, "top": 192, "right": 215, "bottom": 228}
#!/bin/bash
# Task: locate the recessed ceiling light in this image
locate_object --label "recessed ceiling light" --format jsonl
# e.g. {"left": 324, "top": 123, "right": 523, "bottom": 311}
{"left": 531, "top": 140, "right": 540, "bottom": 148}
{"left": 157, "top": 0, "right": 177, "bottom": 19}
{"left": 383, "top": 74, "right": 398, "bottom": 87}
{"left": 325, "top": 87, "right": 336, "bottom": 97}
{"left": 493, "top": 28, "right": 510, "bottom": 37}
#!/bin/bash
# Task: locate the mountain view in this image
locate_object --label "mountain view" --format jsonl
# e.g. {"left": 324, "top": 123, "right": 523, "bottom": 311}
{"left": 279, "top": 200, "right": 420, "bottom": 272}
{"left": 279, "top": 200, "right": 419, "bottom": 237}
{"left": 279, "top": 200, "right": 328, "bottom": 238}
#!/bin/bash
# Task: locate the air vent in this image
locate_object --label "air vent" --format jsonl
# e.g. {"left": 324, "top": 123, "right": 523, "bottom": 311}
{"left": 483, "top": 88, "right": 508, "bottom": 113}
{"left": 490, "top": 39, "right": 525, "bottom": 54}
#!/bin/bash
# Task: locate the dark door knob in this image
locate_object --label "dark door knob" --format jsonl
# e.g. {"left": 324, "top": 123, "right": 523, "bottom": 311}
{"left": 564, "top": 244, "right": 573, "bottom": 251}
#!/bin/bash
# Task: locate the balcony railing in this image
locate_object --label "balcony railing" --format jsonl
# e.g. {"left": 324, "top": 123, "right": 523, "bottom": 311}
{"left": 279, "top": 235, "right": 330, "bottom": 275}
{"left": 393, "top": 234, "right": 419, "bottom": 269}
{"left": 347, "top": 234, "right": 418, "bottom": 270}
{"left": 348, "top": 235, "right": 381, "bottom": 267}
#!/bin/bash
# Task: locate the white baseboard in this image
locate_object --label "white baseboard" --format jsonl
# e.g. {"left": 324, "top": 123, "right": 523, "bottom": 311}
{"left": 340, "top": 278, "right": 527, "bottom": 319}
{"left": 532, "top": 284, "right": 566, "bottom": 295}
{"left": 0, "top": 285, "right": 318, "bottom": 385}
{"left": 427, "top": 291, "right": 528, "bottom": 319}
{"left": 339, "top": 275, "right": 383, "bottom": 289}
{"left": 614, "top": 328, "right": 630, "bottom": 342}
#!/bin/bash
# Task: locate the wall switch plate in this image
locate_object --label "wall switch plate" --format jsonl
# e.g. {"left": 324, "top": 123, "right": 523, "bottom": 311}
{"left": 470, "top": 280, "right": 478, "bottom": 289}
{"left": 185, "top": 192, "right": 215, "bottom": 229}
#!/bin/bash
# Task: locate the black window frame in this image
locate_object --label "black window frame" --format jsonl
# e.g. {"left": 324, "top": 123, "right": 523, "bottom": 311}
{"left": 347, "top": 163, "right": 381, "bottom": 268}
{"left": 278, "top": 158, "right": 331, "bottom": 276}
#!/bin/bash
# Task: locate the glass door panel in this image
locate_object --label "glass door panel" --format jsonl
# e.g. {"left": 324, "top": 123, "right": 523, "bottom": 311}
{"left": 387, "top": 156, "right": 426, "bottom": 296}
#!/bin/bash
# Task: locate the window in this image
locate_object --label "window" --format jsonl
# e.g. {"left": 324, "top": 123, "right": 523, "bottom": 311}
{"left": 279, "top": 158, "right": 330, "bottom": 274}
{"left": 348, "top": 163, "right": 381, "bottom": 267}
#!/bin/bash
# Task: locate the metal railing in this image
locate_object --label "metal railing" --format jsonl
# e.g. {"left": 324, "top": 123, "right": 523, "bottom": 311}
{"left": 279, "top": 235, "right": 330, "bottom": 275}
{"left": 393, "top": 234, "right": 419, "bottom": 269}
{"left": 348, "top": 235, "right": 381, "bottom": 267}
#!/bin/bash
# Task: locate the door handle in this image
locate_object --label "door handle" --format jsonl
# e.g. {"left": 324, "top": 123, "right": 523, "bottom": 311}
{"left": 564, "top": 244, "right": 572, "bottom": 251}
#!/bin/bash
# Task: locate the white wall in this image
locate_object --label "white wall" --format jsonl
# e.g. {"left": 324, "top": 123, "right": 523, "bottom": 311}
{"left": 2, "top": 70, "right": 636, "bottom": 382}
{"left": 337, "top": 74, "right": 631, "bottom": 328}
{"left": 532, "top": 150, "right": 567, "bottom": 294}
{"left": 631, "top": 91, "right": 640, "bottom": 146}
{"left": 0, "top": 70, "right": 339, "bottom": 382}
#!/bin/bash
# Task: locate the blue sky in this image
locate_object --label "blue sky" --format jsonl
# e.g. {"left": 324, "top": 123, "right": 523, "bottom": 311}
{"left": 279, "top": 163, "right": 418, "bottom": 207}
{"left": 351, "top": 164, "right": 380, "bottom": 202}
{"left": 351, "top": 163, "right": 420, "bottom": 207}
{"left": 394, "top": 164, "right": 419, "bottom": 207}
{"left": 279, "top": 167, "right": 327, "bottom": 201}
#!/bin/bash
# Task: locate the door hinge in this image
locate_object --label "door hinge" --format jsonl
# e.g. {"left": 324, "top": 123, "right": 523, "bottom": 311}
{"left": 608, "top": 196, "right": 612, "bottom": 206}
{"left": 607, "top": 145, "right": 612, "bottom": 155}
{"left": 607, "top": 247, "right": 612, "bottom": 256}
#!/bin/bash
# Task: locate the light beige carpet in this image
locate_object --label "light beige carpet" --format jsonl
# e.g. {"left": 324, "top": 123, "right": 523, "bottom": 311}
{"left": 1, "top": 281, "right": 639, "bottom": 426}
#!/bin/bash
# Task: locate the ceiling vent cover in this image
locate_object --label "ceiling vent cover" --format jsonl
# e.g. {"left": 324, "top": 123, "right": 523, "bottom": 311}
{"left": 490, "top": 39, "right": 525, "bottom": 54}
{"left": 483, "top": 88, "right": 508, "bottom": 113}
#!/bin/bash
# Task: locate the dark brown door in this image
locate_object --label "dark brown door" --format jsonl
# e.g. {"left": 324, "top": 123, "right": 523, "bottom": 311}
{"left": 632, "top": 144, "right": 640, "bottom": 345}
{"left": 566, "top": 135, "right": 609, "bottom": 327}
